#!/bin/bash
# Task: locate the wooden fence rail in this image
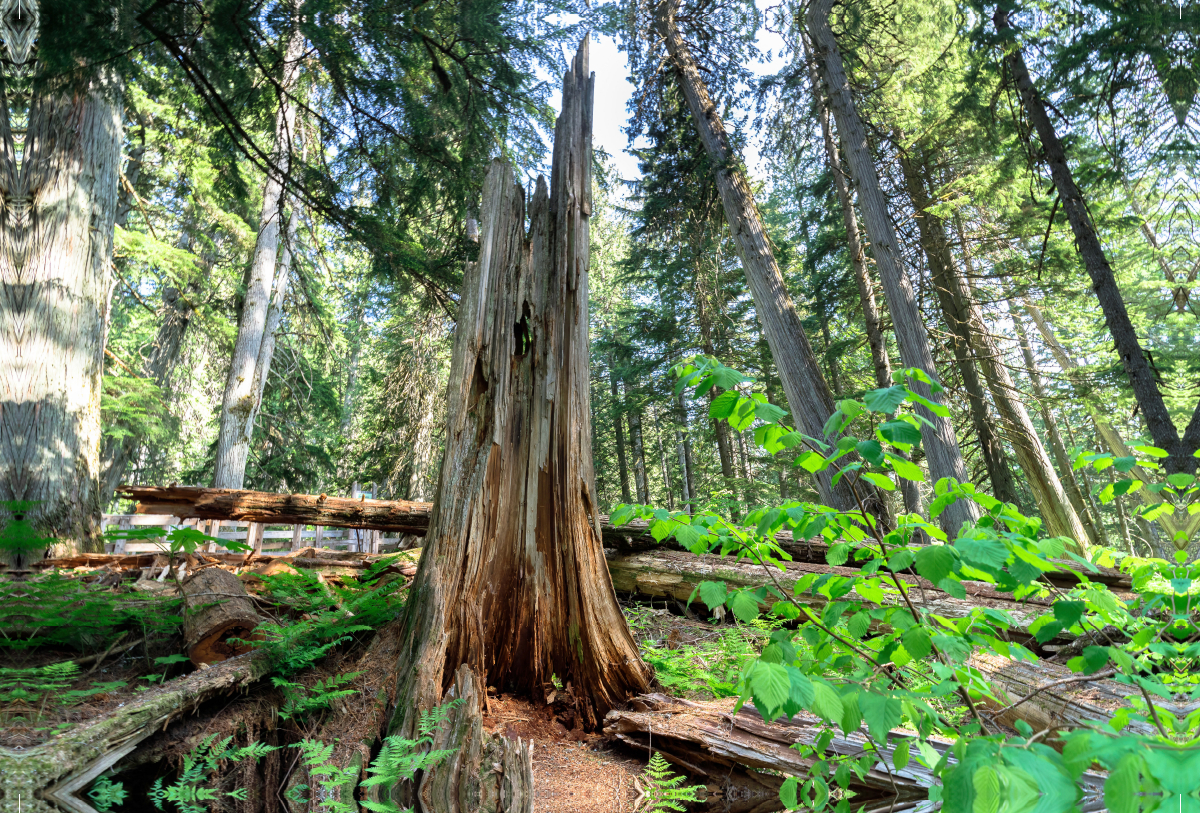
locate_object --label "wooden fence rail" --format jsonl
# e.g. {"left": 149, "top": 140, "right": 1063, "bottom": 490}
{"left": 101, "top": 514, "right": 403, "bottom": 555}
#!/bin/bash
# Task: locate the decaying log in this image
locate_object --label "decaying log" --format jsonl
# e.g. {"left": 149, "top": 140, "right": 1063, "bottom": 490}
{"left": 604, "top": 693, "right": 933, "bottom": 802}
{"left": 181, "top": 566, "right": 264, "bottom": 666}
{"left": 116, "top": 484, "right": 433, "bottom": 533}
{"left": 0, "top": 650, "right": 269, "bottom": 813}
{"left": 971, "top": 652, "right": 1153, "bottom": 736}
{"left": 608, "top": 548, "right": 1058, "bottom": 638}
{"left": 115, "top": 485, "right": 1133, "bottom": 591}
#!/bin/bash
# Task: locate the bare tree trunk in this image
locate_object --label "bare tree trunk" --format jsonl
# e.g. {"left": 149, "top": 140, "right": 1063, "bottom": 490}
{"left": 212, "top": 25, "right": 303, "bottom": 489}
{"left": 657, "top": 0, "right": 871, "bottom": 515}
{"left": 807, "top": 0, "right": 978, "bottom": 535}
{"left": 406, "top": 387, "right": 436, "bottom": 502}
{"left": 654, "top": 405, "right": 676, "bottom": 510}
{"left": 1010, "top": 304, "right": 1103, "bottom": 547}
{"left": 0, "top": 0, "right": 123, "bottom": 554}
{"left": 995, "top": 10, "right": 1200, "bottom": 477}
{"left": 674, "top": 390, "right": 694, "bottom": 513}
{"left": 609, "top": 358, "right": 633, "bottom": 503}
{"left": 385, "top": 43, "right": 650, "bottom": 811}
{"left": 627, "top": 397, "right": 651, "bottom": 503}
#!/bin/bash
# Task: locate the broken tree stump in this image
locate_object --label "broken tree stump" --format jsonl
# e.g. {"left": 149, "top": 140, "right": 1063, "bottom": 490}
{"left": 181, "top": 566, "right": 263, "bottom": 666}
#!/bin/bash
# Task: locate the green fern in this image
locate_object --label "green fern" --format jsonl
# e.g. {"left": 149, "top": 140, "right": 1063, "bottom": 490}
{"left": 88, "top": 774, "right": 127, "bottom": 812}
{"left": 291, "top": 700, "right": 463, "bottom": 813}
{"left": 273, "top": 671, "right": 362, "bottom": 720}
{"left": 148, "top": 733, "right": 280, "bottom": 813}
{"left": 639, "top": 751, "right": 705, "bottom": 813}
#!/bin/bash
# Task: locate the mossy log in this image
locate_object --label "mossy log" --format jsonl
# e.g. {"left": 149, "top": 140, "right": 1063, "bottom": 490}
{"left": 0, "top": 651, "right": 269, "bottom": 813}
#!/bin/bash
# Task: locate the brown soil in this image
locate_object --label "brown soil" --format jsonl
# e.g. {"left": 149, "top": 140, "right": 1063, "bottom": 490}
{"left": 483, "top": 693, "right": 647, "bottom": 812}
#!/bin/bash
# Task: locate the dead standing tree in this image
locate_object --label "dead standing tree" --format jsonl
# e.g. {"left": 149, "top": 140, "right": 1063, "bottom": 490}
{"left": 383, "top": 39, "right": 652, "bottom": 812}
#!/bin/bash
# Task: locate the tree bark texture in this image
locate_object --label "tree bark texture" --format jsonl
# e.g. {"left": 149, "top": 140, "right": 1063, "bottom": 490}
{"left": 895, "top": 151, "right": 1093, "bottom": 550}
{"left": 627, "top": 398, "right": 650, "bottom": 503}
{"left": 806, "top": 0, "right": 978, "bottom": 535}
{"left": 657, "top": 0, "right": 868, "bottom": 515}
{"left": 995, "top": 10, "right": 1200, "bottom": 477}
{"left": 383, "top": 40, "right": 650, "bottom": 812}
{"left": 674, "top": 388, "right": 695, "bottom": 512}
{"left": 212, "top": 25, "right": 304, "bottom": 489}
{"left": 1009, "top": 305, "right": 1102, "bottom": 546}
{"left": 609, "top": 359, "right": 633, "bottom": 503}
{"left": 0, "top": 1, "right": 123, "bottom": 554}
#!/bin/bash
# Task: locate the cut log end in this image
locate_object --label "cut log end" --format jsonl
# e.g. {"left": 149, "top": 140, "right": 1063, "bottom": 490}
{"left": 181, "top": 566, "right": 264, "bottom": 666}
{"left": 187, "top": 618, "right": 263, "bottom": 667}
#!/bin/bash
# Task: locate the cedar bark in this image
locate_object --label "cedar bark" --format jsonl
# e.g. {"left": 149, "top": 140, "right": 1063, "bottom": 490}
{"left": 1009, "top": 305, "right": 1103, "bottom": 546}
{"left": 609, "top": 358, "right": 633, "bottom": 503}
{"left": 995, "top": 10, "right": 1200, "bottom": 478}
{"left": 0, "top": 0, "right": 123, "bottom": 555}
{"left": 212, "top": 25, "right": 304, "bottom": 489}
{"left": 656, "top": 0, "right": 866, "bottom": 514}
{"left": 806, "top": 0, "right": 979, "bottom": 535}
{"left": 674, "top": 388, "right": 695, "bottom": 512}
{"left": 384, "top": 41, "right": 650, "bottom": 811}
{"left": 627, "top": 398, "right": 651, "bottom": 503}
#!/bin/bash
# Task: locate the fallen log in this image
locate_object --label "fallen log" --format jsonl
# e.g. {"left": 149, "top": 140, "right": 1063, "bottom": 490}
{"left": 0, "top": 650, "right": 269, "bottom": 813}
{"left": 970, "top": 652, "right": 1153, "bottom": 737}
{"left": 115, "top": 485, "right": 1132, "bottom": 590}
{"left": 180, "top": 567, "right": 264, "bottom": 666}
{"left": 115, "top": 485, "right": 434, "bottom": 533}
{"left": 603, "top": 693, "right": 934, "bottom": 802}
{"left": 608, "top": 548, "right": 1057, "bottom": 638}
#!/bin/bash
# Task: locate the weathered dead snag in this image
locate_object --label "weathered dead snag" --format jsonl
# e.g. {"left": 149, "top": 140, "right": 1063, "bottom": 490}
{"left": 377, "top": 38, "right": 650, "bottom": 813}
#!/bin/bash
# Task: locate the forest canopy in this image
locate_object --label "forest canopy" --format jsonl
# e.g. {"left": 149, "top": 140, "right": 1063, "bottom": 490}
{"left": 1, "top": 0, "right": 1198, "bottom": 810}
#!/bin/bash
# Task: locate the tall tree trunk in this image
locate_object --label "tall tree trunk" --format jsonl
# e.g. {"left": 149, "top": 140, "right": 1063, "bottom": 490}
{"left": 627, "top": 397, "right": 651, "bottom": 503}
{"left": 697, "top": 294, "right": 740, "bottom": 515}
{"left": 406, "top": 387, "right": 436, "bottom": 502}
{"left": 0, "top": 0, "right": 123, "bottom": 555}
{"left": 1010, "top": 304, "right": 1104, "bottom": 547}
{"left": 656, "top": 0, "right": 872, "bottom": 516}
{"left": 995, "top": 10, "right": 1200, "bottom": 477}
{"left": 674, "top": 390, "right": 694, "bottom": 513}
{"left": 807, "top": 0, "right": 979, "bottom": 535}
{"left": 803, "top": 42, "right": 920, "bottom": 517}
{"left": 609, "top": 358, "right": 632, "bottom": 503}
{"left": 385, "top": 44, "right": 650, "bottom": 812}
{"left": 897, "top": 153, "right": 1022, "bottom": 511}
{"left": 654, "top": 406, "right": 676, "bottom": 510}
{"left": 212, "top": 25, "right": 303, "bottom": 489}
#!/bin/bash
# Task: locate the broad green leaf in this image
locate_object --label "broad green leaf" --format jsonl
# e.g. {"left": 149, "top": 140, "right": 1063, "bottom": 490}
{"left": 847, "top": 611, "right": 871, "bottom": 639}
{"left": 892, "top": 739, "right": 910, "bottom": 770}
{"left": 856, "top": 439, "right": 885, "bottom": 465}
{"left": 902, "top": 627, "right": 932, "bottom": 660}
{"left": 754, "top": 400, "right": 788, "bottom": 424}
{"left": 1132, "top": 445, "right": 1169, "bottom": 458}
{"left": 811, "top": 680, "right": 844, "bottom": 723}
{"left": 728, "top": 590, "right": 761, "bottom": 622}
{"left": 696, "top": 581, "right": 727, "bottom": 611}
{"left": 861, "top": 472, "right": 896, "bottom": 491}
{"left": 1113, "top": 456, "right": 1137, "bottom": 472}
{"left": 1053, "top": 601, "right": 1086, "bottom": 628}
{"left": 796, "top": 451, "right": 827, "bottom": 473}
{"left": 749, "top": 661, "right": 790, "bottom": 718}
{"left": 779, "top": 776, "right": 799, "bottom": 810}
{"left": 709, "top": 390, "right": 740, "bottom": 420}
{"left": 859, "top": 691, "right": 902, "bottom": 742}
{"left": 840, "top": 690, "right": 862, "bottom": 734}
{"left": 972, "top": 766, "right": 999, "bottom": 813}
{"left": 914, "top": 545, "right": 958, "bottom": 584}
{"left": 674, "top": 523, "right": 707, "bottom": 549}
{"left": 955, "top": 535, "right": 1008, "bottom": 569}
{"left": 886, "top": 453, "right": 924, "bottom": 481}
{"left": 863, "top": 385, "right": 908, "bottom": 415}
{"left": 880, "top": 420, "right": 922, "bottom": 447}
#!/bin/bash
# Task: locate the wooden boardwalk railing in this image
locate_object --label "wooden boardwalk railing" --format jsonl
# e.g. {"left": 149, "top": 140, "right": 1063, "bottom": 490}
{"left": 101, "top": 514, "right": 402, "bottom": 555}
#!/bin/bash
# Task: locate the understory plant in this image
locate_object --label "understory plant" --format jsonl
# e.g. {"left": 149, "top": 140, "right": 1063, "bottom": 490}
{"left": 611, "top": 356, "right": 1200, "bottom": 812}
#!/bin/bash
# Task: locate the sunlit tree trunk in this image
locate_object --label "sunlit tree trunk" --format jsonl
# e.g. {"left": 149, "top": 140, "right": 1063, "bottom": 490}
{"left": 0, "top": 0, "right": 123, "bottom": 554}
{"left": 674, "top": 390, "right": 694, "bottom": 513}
{"left": 609, "top": 358, "right": 632, "bottom": 503}
{"left": 385, "top": 44, "right": 650, "bottom": 811}
{"left": 657, "top": 0, "right": 874, "bottom": 516}
{"left": 807, "top": 0, "right": 978, "bottom": 535}
{"left": 212, "top": 26, "right": 303, "bottom": 489}
{"left": 627, "top": 398, "right": 650, "bottom": 503}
